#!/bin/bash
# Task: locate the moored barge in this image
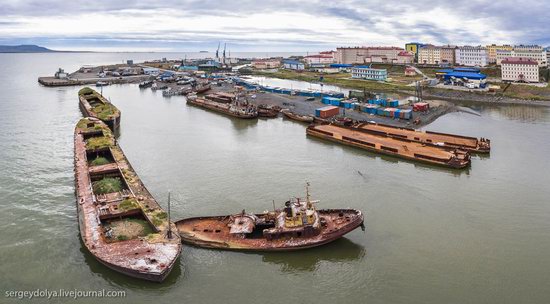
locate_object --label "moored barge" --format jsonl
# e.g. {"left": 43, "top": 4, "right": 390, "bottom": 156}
{"left": 281, "top": 109, "right": 314, "bottom": 123}
{"left": 186, "top": 95, "right": 258, "bottom": 119}
{"left": 307, "top": 124, "right": 471, "bottom": 169}
{"left": 175, "top": 184, "right": 363, "bottom": 251}
{"left": 74, "top": 117, "right": 181, "bottom": 282}
{"left": 355, "top": 121, "right": 490, "bottom": 153}
{"left": 78, "top": 87, "right": 121, "bottom": 131}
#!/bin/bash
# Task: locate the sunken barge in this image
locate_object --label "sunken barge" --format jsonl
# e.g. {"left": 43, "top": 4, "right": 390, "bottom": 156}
{"left": 175, "top": 184, "right": 364, "bottom": 251}
{"left": 74, "top": 117, "right": 181, "bottom": 282}
{"left": 354, "top": 122, "right": 490, "bottom": 153}
{"left": 78, "top": 87, "right": 121, "bottom": 131}
{"left": 307, "top": 123, "right": 471, "bottom": 169}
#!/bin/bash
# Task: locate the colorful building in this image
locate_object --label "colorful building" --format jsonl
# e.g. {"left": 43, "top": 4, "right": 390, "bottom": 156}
{"left": 405, "top": 42, "right": 425, "bottom": 62}
{"left": 336, "top": 46, "right": 411, "bottom": 64}
{"left": 251, "top": 59, "right": 281, "bottom": 69}
{"left": 418, "top": 45, "right": 441, "bottom": 65}
{"left": 282, "top": 59, "right": 305, "bottom": 70}
{"left": 486, "top": 44, "right": 513, "bottom": 64}
{"left": 496, "top": 45, "right": 547, "bottom": 67}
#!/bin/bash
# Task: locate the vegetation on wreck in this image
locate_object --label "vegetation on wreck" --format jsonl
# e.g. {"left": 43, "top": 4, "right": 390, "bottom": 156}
{"left": 79, "top": 87, "right": 120, "bottom": 120}
{"left": 90, "top": 156, "right": 111, "bottom": 166}
{"left": 92, "top": 177, "right": 123, "bottom": 195}
{"left": 86, "top": 136, "right": 113, "bottom": 150}
{"left": 118, "top": 198, "right": 140, "bottom": 211}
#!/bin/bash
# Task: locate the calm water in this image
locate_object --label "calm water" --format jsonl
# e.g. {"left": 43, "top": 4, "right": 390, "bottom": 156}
{"left": 1, "top": 53, "right": 550, "bottom": 304}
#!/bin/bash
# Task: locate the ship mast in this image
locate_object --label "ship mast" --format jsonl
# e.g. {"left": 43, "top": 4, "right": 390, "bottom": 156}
{"left": 306, "top": 182, "right": 311, "bottom": 208}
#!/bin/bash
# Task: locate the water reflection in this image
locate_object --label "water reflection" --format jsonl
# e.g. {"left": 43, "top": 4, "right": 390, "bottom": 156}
{"left": 261, "top": 238, "right": 365, "bottom": 273}
{"left": 79, "top": 239, "right": 182, "bottom": 289}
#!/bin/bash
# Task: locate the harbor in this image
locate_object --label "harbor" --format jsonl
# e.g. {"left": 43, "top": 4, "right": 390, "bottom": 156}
{"left": 3, "top": 51, "right": 550, "bottom": 304}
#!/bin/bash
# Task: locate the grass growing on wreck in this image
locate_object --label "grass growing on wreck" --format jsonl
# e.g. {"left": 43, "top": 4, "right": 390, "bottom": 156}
{"left": 119, "top": 198, "right": 140, "bottom": 211}
{"left": 90, "top": 156, "right": 111, "bottom": 166}
{"left": 86, "top": 136, "right": 113, "bottom": 150}
{"left": 92, "top": 103, "right": 119, "bottom": 121}
{"left": 92, "top": 177, "right": 123, "bottom": 194}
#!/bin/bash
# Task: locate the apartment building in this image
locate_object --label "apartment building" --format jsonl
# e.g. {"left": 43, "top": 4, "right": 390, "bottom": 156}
{"left": 418, "top": 45, "right": 441, "bottom": 65}
{"left": 440, "top": 45, "right": 457, "bottom": 65}
{"left": 496, "top": 45, "right": 547, "bottom": 67}
{"left": 486, "top": 44, "right": 513, "bottom": 63}
{"left": 336, "top": 46, "right": 412, "bottom": 64}
{"left": 501, "top": 57, "right": 539, "bottom": 82}
{"left": 455, "top": 46, "right": 488, "bottom": 67}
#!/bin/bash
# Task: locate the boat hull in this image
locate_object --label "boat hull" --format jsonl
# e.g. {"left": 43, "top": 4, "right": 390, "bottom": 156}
{"left": 175, "top": 209, "right": 364, "bottom": 251}
{"left": 187, "top": 98, "right": 258, "bottom": 119}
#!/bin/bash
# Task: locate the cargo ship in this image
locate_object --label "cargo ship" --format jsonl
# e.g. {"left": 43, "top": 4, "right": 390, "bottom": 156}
{"left": 175, "top": 184, "right": 364, "bottom": 251}
{"left": 307, "top": 123, "right": 471, "bottom": 169}
{"left": 74, "top": 117, "right": 182, "bottom": 282}
{"left": 78, "top": 87, "right": 121, "bottom": 131}
{"left": 354, "top": 122, "right": 490, "bottom": 153}
{"left": 186, "top": 95, "right": 258, "bottom": 119}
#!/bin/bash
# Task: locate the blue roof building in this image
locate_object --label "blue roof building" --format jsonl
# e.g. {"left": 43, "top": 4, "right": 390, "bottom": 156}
{"left": 283, "top": 59, "right": 305, "bottom": 70}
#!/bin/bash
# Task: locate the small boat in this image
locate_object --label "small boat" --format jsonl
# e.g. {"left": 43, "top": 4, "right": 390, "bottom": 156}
{"left": 151, "top": 83, "right": 168, "bottom": 91}
{"left": 96, "top": 81, "right": 110, "bottom": 87}
{"left": 139, "top": 80, "right": 153, "bottom": 89}
{"left": 194, "top": 84, "right": 211, "bottom": 94}
{"left": 175, "top": 184, "right": 364, "bottom": 251}
{"left": 281, "top": 109, "right": 314, "bottom": 123}
{"left": 258, "top": 104, "right": 281, "bottom": 118}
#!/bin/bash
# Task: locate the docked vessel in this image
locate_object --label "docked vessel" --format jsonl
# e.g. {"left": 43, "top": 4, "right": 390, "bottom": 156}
{"left": 139, "top": 80, "right": 153, "bottom": 89}
{"left": 281, "top": 109, "right": 314, "bottom": 123}
{"left": 258, "top": 104, "right": 281, "bottom": 118}
{"left": 307, "top": 123, "right": 471, "bottom": 169}
{"left": 194, "top": 84, "right": 211, "bottom": 94}
{"left": 187, "top": 95, "right": 258, "bottom": 119}
{"left": 74, "top": 117, "right": 181, "bottom": 282}
{"left": 354, "top": 121, "right": 490, "bottom": 153}
{"left": 78, "top": 87, "right": 121, "bottom": 131}
{"left": 175, "top": 184, "right": 364, "bottom": 251}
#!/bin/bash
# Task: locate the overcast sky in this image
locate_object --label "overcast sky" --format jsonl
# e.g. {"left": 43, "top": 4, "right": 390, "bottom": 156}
{"left": 0, "top": 0, "right": 548, "bottom": 52}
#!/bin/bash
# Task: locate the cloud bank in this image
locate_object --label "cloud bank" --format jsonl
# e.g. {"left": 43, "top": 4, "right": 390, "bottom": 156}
{"left": 0, "top": 0, "right": 547, "bottom": 51}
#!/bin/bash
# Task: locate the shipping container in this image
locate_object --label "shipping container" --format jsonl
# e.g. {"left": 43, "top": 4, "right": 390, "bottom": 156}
{"left": 315, "top": 106, "right": 340, "bottom": 118}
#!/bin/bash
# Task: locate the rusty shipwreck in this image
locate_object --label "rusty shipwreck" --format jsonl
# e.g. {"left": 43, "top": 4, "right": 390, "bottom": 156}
{"left": 175, "top": 184, "right": 364, "bottom": 251}
{"left": 186, "top": 93, "right": 258, "bottom": 119}
{"left": 74, "top": 117, "right": 181, "bottom": 282}
{"left": 78, "top": 87, "right": 121, "bottom": 131}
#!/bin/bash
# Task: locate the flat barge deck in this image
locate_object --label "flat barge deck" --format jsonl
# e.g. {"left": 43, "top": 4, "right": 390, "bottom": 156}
{"left": 186, "top": 96, "right": 258, "bottom": 119}
{"left": 355, "top": 122, "right": 490, "bottom": 153}
{"left": 307, "top": 124, "right": 471, "bottom": 169}
{"left": 74, "top": 117, "right": 181, "bottom": 282}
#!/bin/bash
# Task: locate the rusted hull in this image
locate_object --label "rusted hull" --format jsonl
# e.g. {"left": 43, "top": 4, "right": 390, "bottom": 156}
{"left": 74, "top": 118, "right": 181, "bottom": 282}
{"left": 187, "top": 99, "right": 258, "bottom": 119}
{"left": 355, "top": 122, "right": 490, "bottom": 153}
{"left": 306, "top": 124, "right": 470, "bottom": 169}
{"left": 176, "top": 209, "right": 364, "bottom": 251}
{"left": 282, "top": 110, "right": 314, "bottom": 123}
{"left": 78, "top": 95, "right": 121, "bottom": 131}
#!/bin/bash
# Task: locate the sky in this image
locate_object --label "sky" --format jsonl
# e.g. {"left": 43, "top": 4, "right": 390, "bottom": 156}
{"left": 0, "top": 0, "right": 548, "bottom": 52}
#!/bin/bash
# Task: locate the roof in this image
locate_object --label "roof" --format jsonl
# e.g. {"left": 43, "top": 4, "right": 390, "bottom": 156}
{"left": 354, "top": 66, "right": 386, "bottom": 71}
{"left": 330, "top": 64, "right": 353, "bottom": 68}
{"left": 444, "top": 72, "right": 487, "bottom": 80}
{"left": 398, "top": 51, "right": 413, "bottom": 56}
{"left": 501, "top": 57, "right": 538, "bottom": 65}
{"left": 305, "top": 54, "right": 333, "bottom": 58}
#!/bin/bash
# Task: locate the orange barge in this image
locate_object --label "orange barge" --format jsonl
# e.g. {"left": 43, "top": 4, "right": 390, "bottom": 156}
{"left": 74, "top": 117, "right": 181, "bottom": 282}
{"left": 355, "top": 122, "right": 490, "bottom": 153}
{"left": 307, "top": 124, "right": 471, "bottom": 169}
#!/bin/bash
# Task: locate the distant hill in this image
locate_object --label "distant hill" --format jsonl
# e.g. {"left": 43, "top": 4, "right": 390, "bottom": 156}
{"left": 0, "top": 45, "right": 56, "bottom": 53}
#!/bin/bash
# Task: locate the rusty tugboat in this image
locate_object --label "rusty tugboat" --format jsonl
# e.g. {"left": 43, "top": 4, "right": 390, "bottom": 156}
{"left": 74, "top": 117, "right": 181, "bottom": 282}
{"left": 78, "top": 87, "right": 121, "bottom": 131}
{"left": 175, "top": 184, "right": 364, "bottom": 251}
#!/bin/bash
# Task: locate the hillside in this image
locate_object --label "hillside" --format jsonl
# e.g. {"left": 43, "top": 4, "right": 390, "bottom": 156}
{"left": 0, "top": 45, "right": 55, "bottom": 53}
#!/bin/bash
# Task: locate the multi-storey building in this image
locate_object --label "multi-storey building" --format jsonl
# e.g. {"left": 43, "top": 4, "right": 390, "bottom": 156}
{"left": 440, "top": 45, "right": 457, "bottom": 65}
{"left": 418, "top": 45, "right": 441, "bottom": 65}
{"left": 336, "top": 46, "right": 412, "bottom": 64}
{"left": 251, "top": 59, "right": 281, "bottom": 69}
{"left": 351, "top": 66, "right": 388, "bottom": 81}
{"left": 486, "top": 44, "right": 513, "bottom": 63}
{"left": 455, "top": 46, "right": 488, "bottom": 67}
{"left": 405, "top": 42, "right": 426, "bottom": 62}
{"left": 501, "top": 57, "right": 539, "bottom": 82}
{"left": 496, "top": 45, "right": 547, "bottom": 67}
